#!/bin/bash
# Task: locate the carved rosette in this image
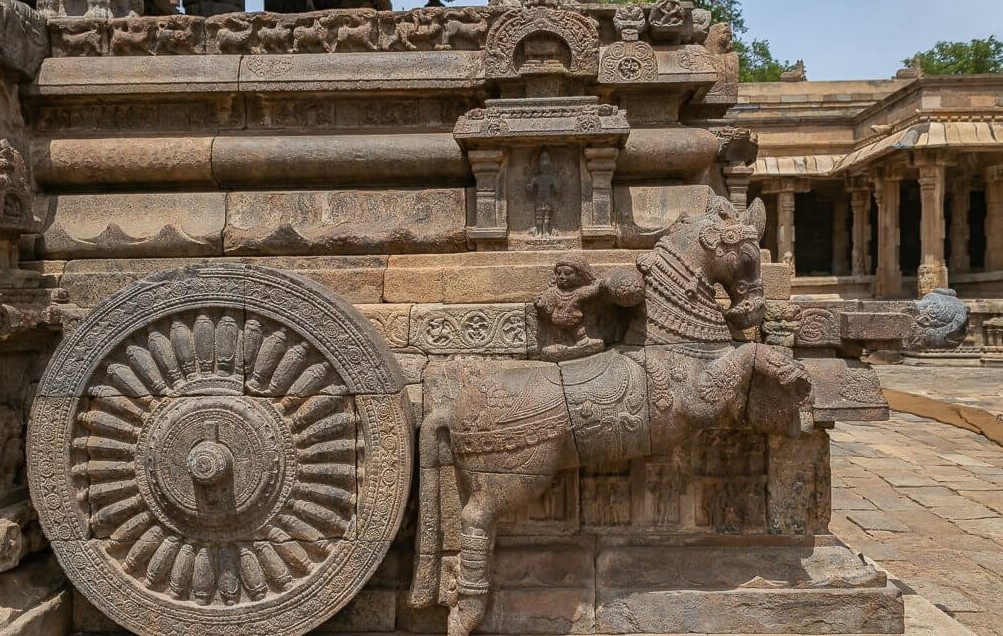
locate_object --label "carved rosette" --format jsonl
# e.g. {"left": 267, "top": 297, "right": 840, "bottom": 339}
{"left": 28, "top": 264, "right": 412, "bottom": 636}
{"left": 599, "top": 41, "right": 658, "bottom": 83}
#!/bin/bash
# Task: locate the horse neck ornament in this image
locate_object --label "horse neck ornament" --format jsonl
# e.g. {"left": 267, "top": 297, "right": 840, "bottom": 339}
{"left": 633, "top": 200, "right": 765, "bottom": 345}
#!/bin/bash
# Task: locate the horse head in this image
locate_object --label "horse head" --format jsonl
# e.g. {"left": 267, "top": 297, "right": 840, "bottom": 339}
{"left": 652, "top": 196, "right": 766, "bottom": 334}
{"left": 700, "top": 196, "right": 767, "bottom": 330}
{"left": 632, "top": 196, "right": 767, "bottom": 344}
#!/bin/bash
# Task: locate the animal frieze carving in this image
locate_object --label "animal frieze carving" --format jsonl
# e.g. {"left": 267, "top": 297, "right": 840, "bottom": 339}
{"left": 408, "top": 196, "right": 814, "bottom": 636}
{"left": 201, "top": 9, "right": 493, "bottom": 56}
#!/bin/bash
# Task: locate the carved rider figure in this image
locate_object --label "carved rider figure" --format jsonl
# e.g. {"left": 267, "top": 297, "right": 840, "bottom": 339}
{"left": 535, "top": 254, "right": 605, "bottom": 361}
{"left": 527, "top": 149, "right": 559, "bottom": 236}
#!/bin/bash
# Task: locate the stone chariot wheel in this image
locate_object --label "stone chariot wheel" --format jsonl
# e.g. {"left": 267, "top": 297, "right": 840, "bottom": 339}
{"left": 27, "top": 264, "right": 413, "bottom": 636}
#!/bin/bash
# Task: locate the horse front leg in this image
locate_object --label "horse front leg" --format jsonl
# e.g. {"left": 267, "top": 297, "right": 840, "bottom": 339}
{"left": 449, "top": 495, "right": 494, "bottom": 636}
{"left": 692, "top": 343, "right": 758, "bottom": 426}
{"left": 746, "top": 343, "right": 812, "bottom": 436}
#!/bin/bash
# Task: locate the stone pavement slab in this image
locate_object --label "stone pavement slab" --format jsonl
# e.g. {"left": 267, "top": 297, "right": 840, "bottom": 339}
{"left": 875, "top": 366, "right": 1003, "bottom": 446}
{"left": 832, "top": 413, "right": 1003, "bottom": 635}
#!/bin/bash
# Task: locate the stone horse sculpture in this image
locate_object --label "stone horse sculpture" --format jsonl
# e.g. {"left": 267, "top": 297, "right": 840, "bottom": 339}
{"left": 408, "top": 197, "right": 814, "bottom": 636}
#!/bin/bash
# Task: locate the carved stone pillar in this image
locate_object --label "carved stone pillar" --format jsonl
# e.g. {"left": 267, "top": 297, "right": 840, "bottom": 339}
{"left": 872, "top": 171, "right": 903, "bottom": 299}
{"left": 723, "top": 164, "right": 755, "bottom": 211}
{"left": 949, "top": 178, "right": 971, "bottom": 274}
{"left": 986, "top": 165, "right": 1003, "bottom": 271}
{"left": 582, "top": 147, "right": 619, "bottom": 245}
{"left": 831, "top": 195, "right": 850, "bottom": 276}
{"left": 849, "top": 182, "right": 872, "bottom": 276}
{"left": 917, "top": 158, "right": 949, "bottom": 296}
{"left": 467, "top": 150, "right": 507, "bottom": 246}
{"left": 776, "top": 182, "right": 797, "bottom": 271}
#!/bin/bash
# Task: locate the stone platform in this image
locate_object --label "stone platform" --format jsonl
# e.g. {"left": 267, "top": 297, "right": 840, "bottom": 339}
{"left": 875, "top": 366, "right": 1003, "bottom": 446}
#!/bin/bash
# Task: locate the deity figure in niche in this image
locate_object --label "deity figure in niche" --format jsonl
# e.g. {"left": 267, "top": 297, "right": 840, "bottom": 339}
{"left": 535, "top": 254, "right": 605, "bottom": 361}
{"left": 527, "top": 149, "right": 560, "bottom": 237}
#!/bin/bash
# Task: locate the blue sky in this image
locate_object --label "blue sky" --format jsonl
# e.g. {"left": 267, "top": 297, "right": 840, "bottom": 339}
{"left": 240, "top": 0, "right": 1002, "bottom": 81}
{"left": 739, "top": 0, "right": 1003, "bottom": 80}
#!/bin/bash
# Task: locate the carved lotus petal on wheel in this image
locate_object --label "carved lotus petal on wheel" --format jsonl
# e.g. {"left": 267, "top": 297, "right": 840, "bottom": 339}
{"left": 27, "top": 265, "right": 412, "bottom": 636}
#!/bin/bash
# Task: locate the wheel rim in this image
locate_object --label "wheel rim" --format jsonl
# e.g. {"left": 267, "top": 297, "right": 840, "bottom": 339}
{"left": 28, "top": 264, "right": 412, "bottom": 636}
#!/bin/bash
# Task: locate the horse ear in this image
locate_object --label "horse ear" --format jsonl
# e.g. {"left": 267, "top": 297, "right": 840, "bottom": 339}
{"left": 743, "top": 197, "right": 767, "bottom": 242}
{"left": 710, "top": 195, "right": 739, "bottom": 220}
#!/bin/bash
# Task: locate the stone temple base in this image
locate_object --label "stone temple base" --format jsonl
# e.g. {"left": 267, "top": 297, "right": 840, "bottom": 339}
{"left": 469, "top": 535, "right": 903, "bottom": 635}
{"left": 306, "top": 534, "right": 900, "bottom": 636}
{"left": 71, "top": 536, "right": 902, "bottom": 636}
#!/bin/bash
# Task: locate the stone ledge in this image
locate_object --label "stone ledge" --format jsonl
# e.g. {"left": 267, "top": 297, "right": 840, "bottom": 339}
{"left": 384, "top": 250, "right": 642, "bottom": 304}
{"left": 882, "top": 388, "right": 1003, "bottom": 448}
{"left": 59, "top": 256, "right": 388, "bottom": 307}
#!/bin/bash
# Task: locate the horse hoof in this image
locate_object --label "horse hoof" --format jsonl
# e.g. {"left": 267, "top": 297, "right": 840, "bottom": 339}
{"left": 447, "top": 606, "right": 471, "bottom": 636}
{"left": 447, "top": 595, "right": 487, "bottom": 636}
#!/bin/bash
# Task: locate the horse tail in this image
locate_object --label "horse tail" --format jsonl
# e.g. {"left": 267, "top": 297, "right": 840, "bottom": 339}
{"left": 408, "top": 405, "right": 452, "bottom": 608}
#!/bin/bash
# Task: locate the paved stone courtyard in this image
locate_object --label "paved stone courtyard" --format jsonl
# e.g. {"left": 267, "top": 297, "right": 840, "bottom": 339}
{"left": 831, "top": 412, "right": 1003, "bottom": 636}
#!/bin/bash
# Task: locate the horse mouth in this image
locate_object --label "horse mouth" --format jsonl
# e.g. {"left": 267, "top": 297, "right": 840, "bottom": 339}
{"left": 724, "top": 302, "right": 765, "bottom": 330}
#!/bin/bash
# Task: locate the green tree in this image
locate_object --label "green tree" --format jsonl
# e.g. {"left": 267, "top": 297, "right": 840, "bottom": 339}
{"left": 736, "top": 39, "right": 791, "bottom": 83}
{"left": 904, "top": 36, "right": 1003, "bottom": 75}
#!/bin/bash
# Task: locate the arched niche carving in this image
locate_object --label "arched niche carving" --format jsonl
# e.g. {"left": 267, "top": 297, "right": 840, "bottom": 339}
{"left": 484, "top": 7, "right": 599, "bottom": 79}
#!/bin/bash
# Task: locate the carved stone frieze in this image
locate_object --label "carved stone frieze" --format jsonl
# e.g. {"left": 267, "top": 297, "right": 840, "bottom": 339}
{"left": 48, "top": 18, "right": 109, "bottom": 57}
{"left": 223, "top": 189, "right": 467, "bottom": 256}
{"left": 409, "top": 303, "right": 527, "bottom": 355}
{"left": 28, "top": 264, "right": 412, "bottom": 636}
{"left": 693, "top": 429, "right": 767, "bottom": 533}
{"left": 40, "top": 193, "right": 226, "bottom": 260}
{"left": 357, "top": 304, "right": 411, "bottom": 350}
{"left": 484, "top": 6, "right": 599, "bottom": 78}
{"left": 249, "top": 95, "right": 474, "bottom": 131}
{"left": 0, "top": 0, "right": 48, "bottom": 78}
{"left": 0, "top": 139, "right": 38, "bottom": 236}
{"left": 109, "top": 16, "right": 206, "bottom": 56}
{"left": 44, "top": 9, "right": 493, "bottom": 57}
{"left": 455, "top": 99, "right": 628, "bottom": 142}
{"left": 31, "top": 96, "right": 243, "bottom": 133}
